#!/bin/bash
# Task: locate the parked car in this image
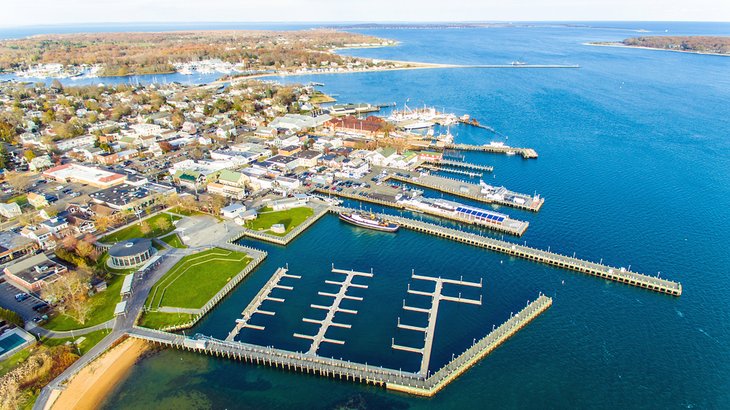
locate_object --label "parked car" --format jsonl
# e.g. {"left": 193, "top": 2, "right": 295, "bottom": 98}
{"left": 15, "top": 293, "right": 30, "bottom": 302}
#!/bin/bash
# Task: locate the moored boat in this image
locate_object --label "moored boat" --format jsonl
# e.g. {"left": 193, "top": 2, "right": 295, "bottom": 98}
{"left": 338, "top": 211, "right": 399, "bottom": 232}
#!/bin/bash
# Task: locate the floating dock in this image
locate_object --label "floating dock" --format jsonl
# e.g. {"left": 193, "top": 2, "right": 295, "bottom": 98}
{"left": 294, "top": 266, "right": 373, "bottom": 355}
{"left": 129, "top": 294, "right": 552, "bottom": 397}
{"left": 419, "top": 164, "right": 482, "bottom": 178}
{"left": 328, "top": 206, "right": 681, "bottom": 296}
{"left": 226, "top": 266, "right": 299, "bottom": 341}
{"left": 387, "top": 173, "right": 544, "bottom": 212}
{"left": 445, "top": 143, "right": 538, "bottom": 159}
{"left": 393, "top": 272, "right": 482, "bottom": 376}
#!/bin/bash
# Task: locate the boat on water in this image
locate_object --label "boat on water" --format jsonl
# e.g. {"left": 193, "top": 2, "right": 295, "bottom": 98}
{"left": 339, "top": 211, "right": 399, "bottom": 232}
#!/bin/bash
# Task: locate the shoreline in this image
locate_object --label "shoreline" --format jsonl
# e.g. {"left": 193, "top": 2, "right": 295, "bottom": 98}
{"left": 585, "top": 42, "right": 730, "bottom": 57}
{"left": 48, "top": 338, "right": 149, "bottom": 410}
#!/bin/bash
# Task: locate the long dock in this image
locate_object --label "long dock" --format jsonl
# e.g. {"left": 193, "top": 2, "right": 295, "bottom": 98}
{"left": 423, "top": 159, "right": 494, "bottom": 172}
{"left": 388, "top": 173, "right": 544, "bottom": 212}
{"left": 294, "top": 266, "right": 373, "bottom": 355}
{"left": 445, "top": 143, "right": 538, "bottom": 159}
{"left": 314, "top": 187, "right": 528, "bottom": 236}
{"left": 128, "top": 294, "right": 552, "bottom": 397}
{"left": 226, "top": 266, "right": 299, "bottom": 341}
{"left": 329, "top": 206, "right": 681, "bottom": 296}
{"left": 419, "top": 164, "right": 482, "bottom": 178}
{"left": 393, "top": 273, "right": 482, "bottom": 375}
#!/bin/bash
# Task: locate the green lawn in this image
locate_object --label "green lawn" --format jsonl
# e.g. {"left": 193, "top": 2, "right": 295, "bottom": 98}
{"left": 146, "top": 248, "right": 251, "bottom": 309}
{"left": 101, "top": 213, "right": 181, "bottom": 243}
{"left": 246, "top": 206, "right": 314, "bottom": 236}
{"left": 41, "top": 328, "right": 111, "bottom": 355}
{"left": 168, "top": 206, "right": 205, "bottom": 217}
{"left": 138, "top": 311, "right": 195, "bottom": 330}
{"left": 161, "top": 233, "right": 187, "bottom": 248}
{"left": 7, "top": 194, "right": 28, "bottom": 207}
{"left": 0, "top": 347, "right": 32, "bottom": 377}
{"left": 43, "top": 274, "right": 124, "bottom": 331}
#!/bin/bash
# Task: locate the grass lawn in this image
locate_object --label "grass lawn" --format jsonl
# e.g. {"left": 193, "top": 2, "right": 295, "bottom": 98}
{"left": 7, "top": 194, "right": 28, "bottom": 207}
{"left": 161, "top": 233, "right": 187, "bottom": 248}
{"left": 246, "top": 206, "right": 314, "bottom": 236}
{"left": 41, "top": 328, "right": 111, "bottom": 355}
{"left": 168, "top": 206, "right": 205, "bottom": 217}
{"left": 0, "top": 347, "right": 32, "bottom": 377}
{"left": 146, "top": 248, "right": 251, "bottom": 309}
{"left": 138, "top": 311, "right": 195, "bottom": 330}
{"left": 43, "top": 274, "right": 125, "bottom": 331}
{"left": 101, "top": 213, "right": 181, "bottom": 243}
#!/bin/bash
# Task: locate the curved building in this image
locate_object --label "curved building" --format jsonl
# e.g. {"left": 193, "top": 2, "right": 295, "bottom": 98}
{"left": 107, "top": 238, "right": 154, "bottom": 268}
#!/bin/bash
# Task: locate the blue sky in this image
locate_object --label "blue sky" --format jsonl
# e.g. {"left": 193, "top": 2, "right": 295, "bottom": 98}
{"left": 3, "top": 0, "right": 729, "bottom": 27}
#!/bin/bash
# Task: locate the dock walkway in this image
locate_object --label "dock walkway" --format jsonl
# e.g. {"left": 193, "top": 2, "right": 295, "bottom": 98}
{"left": 329, "top": 206, "right": 681, "bottom": 296}
{"left": 445, "top": 143, "right": 538, "bottom": 159}
{"left": 424, "top": 159, "right": 494, "bottom": 172}
{"left": 226, "top": 266, "right": 299, "bottom": 341}
{"left": 128, "top": 294, "right": 552, "bottom": 397}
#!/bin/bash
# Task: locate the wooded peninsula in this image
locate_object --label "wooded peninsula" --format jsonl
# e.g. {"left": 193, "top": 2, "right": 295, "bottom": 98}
{"left": 0, "top": 30, "right": 394, "bottom": 76}
{"left": 593, "top": 36, "right": 730, "bottom": 55}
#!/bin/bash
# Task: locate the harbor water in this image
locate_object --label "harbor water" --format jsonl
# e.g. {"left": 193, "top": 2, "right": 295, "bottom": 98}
{"left": 47, "top": 22, "right": 730, "bottom": 409}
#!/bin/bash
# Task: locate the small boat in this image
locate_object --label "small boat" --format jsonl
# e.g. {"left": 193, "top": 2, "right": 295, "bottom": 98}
{"left": 339, "top": 211, "right": 399, "bottom": 232}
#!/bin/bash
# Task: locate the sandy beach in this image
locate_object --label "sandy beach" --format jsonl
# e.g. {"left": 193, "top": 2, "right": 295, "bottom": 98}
{"left": 50, "top": 338, "right": 149, "bottom": 410}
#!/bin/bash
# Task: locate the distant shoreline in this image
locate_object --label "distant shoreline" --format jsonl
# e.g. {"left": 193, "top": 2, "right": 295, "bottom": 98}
{"left": 585, "top": 42, "right": 730, "bottom": 57}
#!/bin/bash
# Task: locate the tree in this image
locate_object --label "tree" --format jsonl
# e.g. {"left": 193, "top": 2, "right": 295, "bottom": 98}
{"left": 61, "top": 235, "right": 78, "bottom": 251}
{"left": 75, "top": 240, "right": 95, "bottom": 260}
{"left": 0, "top": 120, "right": 16, "bottom": 143}
{"left": 23, "top": 149, "right": 36, "bottom": 162}
{"left": 43, "top": 270, "right": 92, "bottom": 324}
{"left": 139, "top": 221, "right": 151, "bottom": 236}
{"left": 4, "top": 171, "right": 33, "bottom": 192}
{"left": 154, "top": 217, "right": 171, "bottom": 232}
{"left": 92, "top": 214, "right": 113, "bottom": 232}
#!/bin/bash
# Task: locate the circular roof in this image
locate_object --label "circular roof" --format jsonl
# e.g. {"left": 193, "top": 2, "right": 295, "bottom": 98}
{"left": 108, "top": 238, "right": 153, "bottom": 258}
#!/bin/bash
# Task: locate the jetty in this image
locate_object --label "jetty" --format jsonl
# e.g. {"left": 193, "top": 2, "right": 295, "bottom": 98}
{"left": 129, "top": 294, "right": 552, "bottom": 397}
{"left": 226, "top": 266, "right": 300, "bottom": 341}
{"left": 387, "top": 173, "right": 545, "bottom": 212}
{"left": 393, "top": 272, "right": 482, "bottom": 375}
{"left": 328, "top": 206, "right": 681, "bottom": 296}
{"left": 294, "top": 266, "right": 373, "bottom": 355}
{"left": 419, "top": 164, "right": 482, "bottom": 178}
{"left": 445, "top": 143, "right": 539, "bottom": 159}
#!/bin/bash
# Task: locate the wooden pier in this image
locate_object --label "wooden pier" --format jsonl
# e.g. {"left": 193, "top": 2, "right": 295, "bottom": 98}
{"left": 445, "top": 143, "right": 538, "bottom": 159}
{"left": 294, "top": 266, "right": 373, "bottom": 355}
{"left": 419, "top": 164, "right": 482, "bottom": 178}
{"left": 226, "top": 266, "right": 300, "bottom": 341}
{"left": 328, "top": 206, "right": 681, "bottom": 296}
{"left": 423, "top": 159, "right": 494, "bottom": 172}
{"left": 393, "top": 272, "right": 482, "bottom": 375}
{"left": 128, "top": 294, "right": 552, "bottom": 397}
{"left": 387, "top": 174, "right": 545, "bottom": 212}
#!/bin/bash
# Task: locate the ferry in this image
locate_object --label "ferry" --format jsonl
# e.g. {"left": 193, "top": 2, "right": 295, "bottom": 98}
{"left": 338, "top": 211, "right": 399, "bottom": 232}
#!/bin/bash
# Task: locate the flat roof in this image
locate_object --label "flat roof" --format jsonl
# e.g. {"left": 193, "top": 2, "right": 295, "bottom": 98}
{"left": 43, "top": 163, "right": 126, "bottom": 186}
{"left": 114, "top": 301, "right": 127, "bottom": 316}
{"left": 121, "top": 274, "right": 133, "bottom": 294}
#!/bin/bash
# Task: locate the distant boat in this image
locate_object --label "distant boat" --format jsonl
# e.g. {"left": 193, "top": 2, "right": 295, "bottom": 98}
{"left": 339, "top": 211, "right": 399, "bottom": 232}
{"left": 510, "top": 61, "right": 527, "bottom": 66}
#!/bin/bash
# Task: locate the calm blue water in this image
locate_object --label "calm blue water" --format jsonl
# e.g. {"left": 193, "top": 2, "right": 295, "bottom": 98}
{"left": 84, "top": 23, "right": 730, "bottom": 409}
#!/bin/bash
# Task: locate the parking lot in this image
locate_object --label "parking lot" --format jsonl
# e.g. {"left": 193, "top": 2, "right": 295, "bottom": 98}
{"left": 0, "top": 278, "right": 47, "bottom": 321}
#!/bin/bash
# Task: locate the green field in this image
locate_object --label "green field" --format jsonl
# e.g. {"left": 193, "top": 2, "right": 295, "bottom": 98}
{"left": 43, "top": 274, "right": 124, "bottom": 331}
{"left": 0, "top": 347, "right": 32, "bottom": 377}
{"left": 146, "top": 248, "right": 251, "bottom": 309}
{"left": 161, "top": 233, "right": 187, "bottom": 248}
{"left": 138, "top": 311, "right": 195, "bottom": 330}
{"left": 246, "top": 206, "right": 314, "bottom": 236}
{"left": 41, "top": 328, "right": 111, "bottom": 355}
{"left": 101, "top": 213, "right": 181, "bottom": 243}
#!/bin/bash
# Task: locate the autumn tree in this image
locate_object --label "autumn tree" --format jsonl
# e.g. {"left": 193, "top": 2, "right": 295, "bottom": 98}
{"left": 154, "top": 217, "right": 171, "bottom": 232}
{"left": 4, "top": 171, "right": 33, "bottom": 192}
{"left": 43, "top": 269, "right": 92, "bottom": 324}
{"left": 139, "top": 221, "right": 151, "bottom": 236}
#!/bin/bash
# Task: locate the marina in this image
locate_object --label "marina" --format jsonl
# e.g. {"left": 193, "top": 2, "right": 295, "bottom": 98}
{"left": 422, "top": 158, "right": 494, "bottom": 172}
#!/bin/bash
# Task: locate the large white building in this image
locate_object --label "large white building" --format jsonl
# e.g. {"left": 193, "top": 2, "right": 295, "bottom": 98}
{"left": 43, "top": 163, "right": 126, "bottom": 188}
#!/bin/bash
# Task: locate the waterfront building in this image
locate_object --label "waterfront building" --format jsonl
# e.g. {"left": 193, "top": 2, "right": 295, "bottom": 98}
{"left": 107, "top": 238, "right": 154, "bottom": 268}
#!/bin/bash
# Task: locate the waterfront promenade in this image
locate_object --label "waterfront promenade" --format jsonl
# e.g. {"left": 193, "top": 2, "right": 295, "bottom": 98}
{"left": 329, "top": 206, "right": 682, "bottom": 296}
